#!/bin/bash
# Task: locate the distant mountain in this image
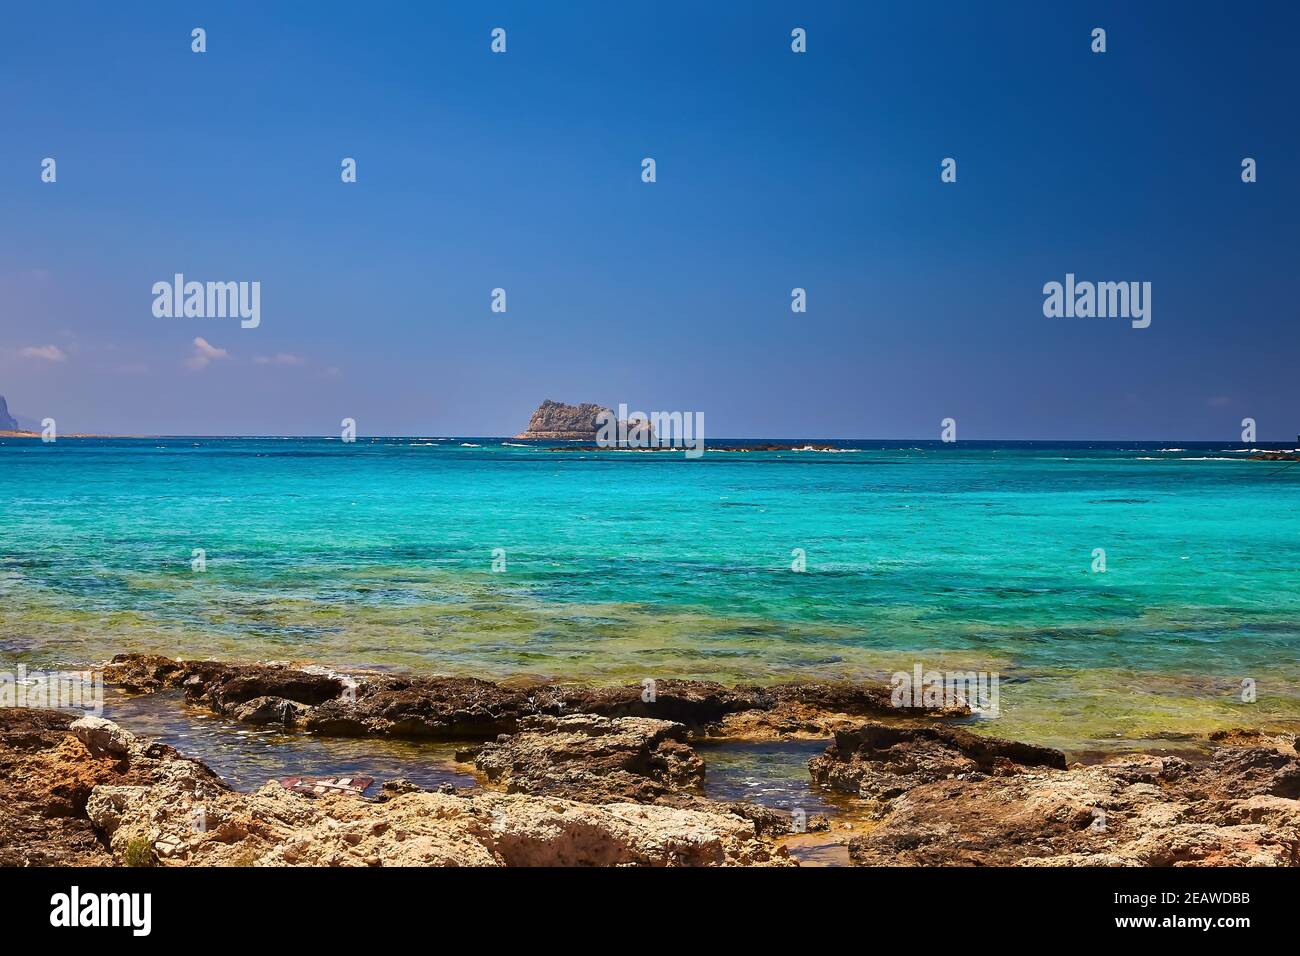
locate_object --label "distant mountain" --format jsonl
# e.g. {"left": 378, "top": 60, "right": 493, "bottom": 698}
{"left": 0, "top": 394, "right": 18, "bottom": 431}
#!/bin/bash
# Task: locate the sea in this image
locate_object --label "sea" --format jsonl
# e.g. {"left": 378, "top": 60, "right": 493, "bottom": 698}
{"left": 3, "top": 437, "right": 1299, "bottom": 754}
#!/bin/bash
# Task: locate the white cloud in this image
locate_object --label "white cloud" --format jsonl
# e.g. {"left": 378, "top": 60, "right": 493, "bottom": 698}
{"left": 253, "top": 352, "right": 306, "bottom": 367}
{"left": 185, "top": 337, "right": 229, "bottom": 371}
{"left": 19, "top": 344, "right": 66, "bottom": 362}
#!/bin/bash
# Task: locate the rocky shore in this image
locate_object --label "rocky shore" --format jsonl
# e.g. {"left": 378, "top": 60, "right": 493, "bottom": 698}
{"left": 3, "top": 653, "right": 1298, "bottom": 867}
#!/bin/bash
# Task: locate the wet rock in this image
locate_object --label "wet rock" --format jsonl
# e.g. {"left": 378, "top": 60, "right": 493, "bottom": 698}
{"left": 5, "top": 707, "right": 790, "bottom": 867}
{"left": 103, "top": 653, "right": 958, "bottom": 741}
{"left": 230, "top": 696, "right": 310, "bottom": 727}
{"left": 104, "top": 654, "right": 343, "bottom": 713}
{"left": 306, "top": 675, "right": 534, "bottom": 738}
{"left": 469, "top": 714, "right": 705, "bottom": 802}
{"left": 102, "top": 654, "right": 192, "bottom": 693}
{"left": 717, "top": 681, "right": 967, "bottom": 738}
{"left": 809, "top": 723, "right": 1067, "bottom": 804}
{"left": 183, "top": 662, "right": 343, "bottom": 712}
{"left": 538, "top": 682, "right": 757, "bottom": 727}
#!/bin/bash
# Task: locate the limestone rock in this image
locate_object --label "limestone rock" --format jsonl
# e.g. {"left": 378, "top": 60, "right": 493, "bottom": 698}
{"left": 0, "top": 709, "right": 226, "bottom": 866}
{"left": 809, "top": 722, "right": 1067, "bottom": 805}
{"left": 467, "top": 714, "right": 705, "bottom": 802}
{"left": 84, "top": 775, "right": 789, "bottom": 867}
{"left": 844, "top": 731, "right": 1300, "bottom": 866}
{"left": 513, "top": 400, "right": 610, "bottom": 440}
{"left": 70, "top": 715, "right": 139, "bottom": 758}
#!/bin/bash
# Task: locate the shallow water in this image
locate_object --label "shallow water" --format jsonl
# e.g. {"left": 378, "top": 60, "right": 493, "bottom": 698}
{"left": 4, "top": 437, "right": 1300, "bottom": 750}
{"left": 698, "top": 739, "right": 842, "bottom": 814}
{"left": 98, "top": 689, "right": 842, "bottom": 825}
{"left": 101, "top": 687, "right": 475, "bottom": 795}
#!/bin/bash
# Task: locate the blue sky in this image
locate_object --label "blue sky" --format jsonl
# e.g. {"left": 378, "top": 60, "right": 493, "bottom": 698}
{"left": 1, "top": 1, "right": 1296, "bottom": 438}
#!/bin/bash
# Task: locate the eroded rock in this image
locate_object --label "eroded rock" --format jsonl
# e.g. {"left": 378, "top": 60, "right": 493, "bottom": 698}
{"left": 104, "top": 654, "right": 343, "bottom": 722}
{"left": 104, "top": 653, "right": 954, "bottom": 740}
{"left": 467, "top": 714, "right": 705, "bottom": 802}
{"left": 0, "top": 708, "right": 226, "bottom": 866}
{"left": 306, "top": 675, "right": 535, "bottom": 738}
{"left": 809, "top": 723, "right": 1067, "bottom": 805}
{"left": 86, "top": 774, "right": 789, "bottom": 867}
{"left": 843, "top": 731, "right": 1300, "bottom": 866}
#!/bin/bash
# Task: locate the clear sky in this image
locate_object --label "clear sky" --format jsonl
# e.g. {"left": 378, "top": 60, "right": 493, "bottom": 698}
{"left": 1, "top": 1, "right": 1296, "bottom": 438}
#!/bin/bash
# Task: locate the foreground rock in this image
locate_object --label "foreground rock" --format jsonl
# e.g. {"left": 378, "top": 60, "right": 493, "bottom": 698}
{"left": 0, "top": 708, "right": 226, "bottom": 866}
{"left": 10, "top": 703, "right": 1298, "bottom": 867}
{"left": 839, "top": 728, "right": 1300, "bottom": 866}
{"left": 466, "top": 715, "right": 705, "bottom": 803}
{"left": 5, "top": 709, "right": 789, "bottom": 867}
{"left": 91, "top": 781, "right": 789, "bottom": 867}
{"left": 809, "top": 723, "right": 1067, "bottom": 805}
{"left": 103, "top": 654, "right": 958, "bottom": 740}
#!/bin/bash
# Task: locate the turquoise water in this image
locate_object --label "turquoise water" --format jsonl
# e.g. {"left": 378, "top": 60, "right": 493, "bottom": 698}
{"left": 3, "top": 437, "right": 1299, "bottom": 750}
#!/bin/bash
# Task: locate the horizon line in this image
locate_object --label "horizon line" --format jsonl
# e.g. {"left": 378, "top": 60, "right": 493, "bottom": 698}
{"left": 2, "top": 433, "right": 1296, "bottom": 444}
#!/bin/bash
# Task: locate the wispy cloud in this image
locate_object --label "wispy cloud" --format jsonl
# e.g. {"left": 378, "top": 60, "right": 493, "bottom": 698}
{"left": 253, "top": 352, "right": 306, "bottom": 367}
{"left": 185, "top": 337, "right": 229, "bottom": 371}
{"left": 19, "top": 344, "right": 67, "bottom": 362}
{"left": 1207, "top": 395, "right": 1233, "bottom": 408}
